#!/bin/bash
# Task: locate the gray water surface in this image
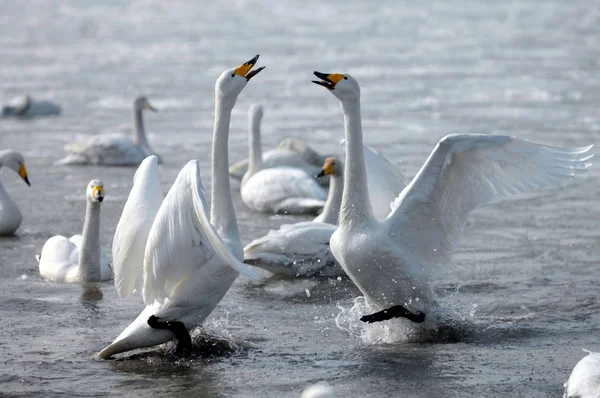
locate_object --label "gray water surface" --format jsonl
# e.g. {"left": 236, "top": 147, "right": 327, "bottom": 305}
{"left": 1, "top": 0, "right": 599, "bottom": 397}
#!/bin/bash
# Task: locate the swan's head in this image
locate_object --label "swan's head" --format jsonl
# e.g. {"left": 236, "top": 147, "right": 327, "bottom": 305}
{"left": 215, "top": 55, "right": 265, "bottom": 106}
{"left": 317, "top": 156, "right": 342, "bottom": 178}
{"left": 134, "top": 96, "right": 157, "bottom": 113}
{"left": 0, "top": 150, "right": 30, "bottom": 186}
{"left": 312, "top": 72, "right": 360, "bottom": 102}
{"left": 86, "top": 179, "right": 104, "bottom": 203}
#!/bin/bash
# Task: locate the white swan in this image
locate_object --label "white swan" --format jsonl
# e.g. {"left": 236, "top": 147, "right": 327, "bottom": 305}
{"left": 244, "top": 156, "right": 344, "bottom": 277}
{"left": 0, "top": 150, "right": 30, "bottom": 236}
{"left": 56, "top": 96, "right": 160, "bottom": 166}
{"left": 313, "top": 71, "right": 593, "bottom": 324}
{"left": 97, "top": 55, "right": 265, "bottom": 359}
{"left": 241, "top": 105, "right": 327, "bottom": 215}
{"left": 564, "top": 350, "right": 600, "bottom": 398}
{"left": 563, "top": 350, "right": 600, "bottom": 398}
{"left": 230, "top": 136, "right": 329, "bottom": 183}
{"left": 301, "top": 383, "right": 336, "bottom": 398}
{"left": 37, "top": 180, "right": 112, "bottom": 283}
{"left": 1, "top": 94, "right": 61, "bottom": 117}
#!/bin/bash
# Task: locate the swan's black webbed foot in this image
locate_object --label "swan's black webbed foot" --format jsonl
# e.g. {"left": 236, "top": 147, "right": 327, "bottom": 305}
{"left": 147, "top": 315, "right": 192, "bottom": 357}
{"left": 360, "top": 305, "right": 426, "bottom": 324}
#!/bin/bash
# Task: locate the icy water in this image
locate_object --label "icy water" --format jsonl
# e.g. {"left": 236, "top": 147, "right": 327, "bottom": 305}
{"left": 1, "top": 0, "right": 599, "bottom": 396}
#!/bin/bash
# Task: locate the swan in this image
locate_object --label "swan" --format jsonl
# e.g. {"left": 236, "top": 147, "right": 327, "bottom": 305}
{"left": 301, "top": 383, "right": 336, "bottom": 398}
{"left": 564, "top": 350, "right": 600, "bottom": 398}
{"left": 229, "top": 136, "right": 330, "bottom": 184}
{"left": 241, "top": 104, "right": 327, "bottom": 215}
{"left": 313, "top": 71, "right": 593, "bottom": 325}
{"left": 56, "top": 96, "right": 160, "bottom": 166}
{"left": 243, "top": 156, "right": 344, "bottom": 277}
{"left": 37, "top": 180, "right": 112, "bottom": 283}
{"left": 1, "top": 94, "right": 61, "bottom": 117}
{"left": 231, "top": 105, "right": 330, "bottom": 186}
{"left": 0, "top": 150, "right": 30, "bottom": 236}
{"left": 97, "top": 55, "right": 265, "bottom": 359}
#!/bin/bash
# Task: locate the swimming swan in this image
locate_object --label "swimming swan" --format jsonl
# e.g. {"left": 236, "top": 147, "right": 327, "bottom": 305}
{"left": 1, "top": 94, "right": 61, "bottom": 117}
{"left": 0, "top": 150, "right": 30, "bottom": 236}
{"left": 229, "top": 136, "right": 329, "bottom": 184}
{"left": 97, "top": 55, "right": 264, "bottom": 359}
{"left": 37, "top": 180, "right": 112, "bottom": 283}
{"left": 564, "top": 350, "right": 600, "bottom": 398}
{"left": 244, "top": 156, "right": 344, "bottom": 277}
{"left": 313, "top": 71, "right": 593, "bottom": 325}
{"left": 241, "top": 104, "right": 327, "bottom": 215}
{"left": 56, "top": 96, "right": 160, "bottom": 166}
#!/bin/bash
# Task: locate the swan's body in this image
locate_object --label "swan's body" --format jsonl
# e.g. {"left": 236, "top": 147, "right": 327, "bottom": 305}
{"left": 97, "top": 56, "right": 264, "bottom": 359}
{"left": 1, "top": 94, "right": 61, "bottom": 117}
{"left": 230, "top": 137, "right": 329, "bottom": 184}
{"left": 38, "top": 180, "right": 112, "bottom": 283}
{"left": 241, "top": 105, "right": 327, "bottom": 215}
{"left": 301, "top": 383, "right": 336, "bottom": 398}
{"left": 244, "top": 157, "right": 344, "bottom": 277}
{"left": 313, "top": 71, "right": 593, "bottom": 324}
{"left": 56, "top": 96, "right": 160, "bottom": 166}
{"left": 0, "top": 150, "right": 30, "bottom": 236}
{"left": 564, "top": 350, "right": 600, "bottom": 398}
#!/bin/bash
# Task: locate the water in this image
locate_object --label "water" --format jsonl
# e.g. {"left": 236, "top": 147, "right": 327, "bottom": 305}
{"left": 1, "top": 0, "right": 599, "bottom": 396}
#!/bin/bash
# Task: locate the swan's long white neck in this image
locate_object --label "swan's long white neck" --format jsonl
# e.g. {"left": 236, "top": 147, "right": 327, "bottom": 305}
{"left": 210, "top": 98, "right": 241, "bottom": 251}
{"left": 339, "top": 99, "right": 375, "bottom": 228}
{"left": 132, "top": 108, "right": 151, "bottom": 152}
{"left": 315, "top": 172, "right": 343, "bottom": 225}
{"left": 246, "top": 109, "right": 263, "bottom": 180}
{"left": 78, "top": 200, "right": 102, "bottom": 282}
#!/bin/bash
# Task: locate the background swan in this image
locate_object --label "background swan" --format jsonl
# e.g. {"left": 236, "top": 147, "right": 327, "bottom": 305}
{"left": 564, "top": 350, "right": 600, "bottom": 398}
{"left": 241, "top": 104, "right": 327, "bottom": 215}
{"left": 56, "top": 96, "right": 160, "bottom": 166}
{"left": 244, "top": 156, "right": 344, "bottom": 277}
{"left": 0, "top": 150, "right": 30, "bottom": 236}
{"left": 37, "top": 179, "right": 112, "bottom": 283}
{"left": 98, "top": 55, "right": 264, "bottom": 359}
{"left": 313, "top": 71, "right": 593, "bottom": 325}
{"left": 1, "top": 94, "right": 61, "bottom": 117}
{"left": 229, "top": 132, "right": 330, "bottom": 184}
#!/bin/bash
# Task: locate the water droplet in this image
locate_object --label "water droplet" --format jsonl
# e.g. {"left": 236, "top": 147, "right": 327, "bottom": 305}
{"left": 304, "top": 288, "right": 311, "bottom": 297}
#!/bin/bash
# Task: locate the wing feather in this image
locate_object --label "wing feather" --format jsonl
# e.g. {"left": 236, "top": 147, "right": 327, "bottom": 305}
{"left": 142, "top": 160, "right": 259, "bottom": 305}
{"left": 112, "top": 156, "right": 163, "bottom": 298}
{"left": 383, "top": 134, "right": 592, "bottom": 270}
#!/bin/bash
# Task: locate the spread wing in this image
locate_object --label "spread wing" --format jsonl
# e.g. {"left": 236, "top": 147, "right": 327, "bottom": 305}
{"left": 112, "top": 155, "right": 164, "bottom": 297}
{"left": 383, "top": 134, "right": 592, "bottom": 270}
{"left": 142, "top": 160, "right": 259, "bottom": 305}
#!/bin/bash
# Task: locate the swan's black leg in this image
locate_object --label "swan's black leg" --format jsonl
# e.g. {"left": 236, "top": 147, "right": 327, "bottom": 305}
{"left": 147, "top": 315, "right": 192, "bottom": 356}
{"left": 360, "top": 305, "right": 426, "bottom": 324}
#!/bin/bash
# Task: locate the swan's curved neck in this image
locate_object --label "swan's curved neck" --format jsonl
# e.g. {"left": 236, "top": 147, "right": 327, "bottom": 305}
{"left": 339, "top": 99, "right": 375, "bottom": 228}
{"left": 79, "top": 201, "right": 102, "bottom": 282}
{"left": 210, "top": 98, "right": 241, "bottom": 251}
{"left": 316, "top": 172, "right": 343, "bottom": 225}
{"left": 132, "top": 108, "right": 151, "bottom": 151}
{"left": 246, "top": 110, "right": 263, "bottom": 179}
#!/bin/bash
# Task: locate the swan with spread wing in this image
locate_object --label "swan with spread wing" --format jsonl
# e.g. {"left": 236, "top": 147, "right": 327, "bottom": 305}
{"left": 313, "top": 71, "right": 593, "bottom": 325}
{"left": 97, "top": 55, "right": 264, "bottom": 359}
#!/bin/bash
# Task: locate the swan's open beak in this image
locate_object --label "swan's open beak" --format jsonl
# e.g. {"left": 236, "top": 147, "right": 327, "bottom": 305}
{"left": 144, "top": 100, "right": 157, "bottom": 112}
{"left": 18, "top": 163, "right": 30, "bottom": 186}
{"left": 92, "top": 186, "right": 104, "bottom": 202}
{"left": 235, "top": 54, "right": 265, "bottom": 81}
{"left": 316, "top": 157, "right": 335, "bottom": 178}
{"left": 312, "top": 72, "right": 345, "bottom": 90}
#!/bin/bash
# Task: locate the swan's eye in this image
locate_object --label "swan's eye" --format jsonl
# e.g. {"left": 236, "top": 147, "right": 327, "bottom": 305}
{"left": 343, "top": 76, "right": 348, "bottom": 80}
{"left": 231, "top": 73, "right": 235, "bottom": 77}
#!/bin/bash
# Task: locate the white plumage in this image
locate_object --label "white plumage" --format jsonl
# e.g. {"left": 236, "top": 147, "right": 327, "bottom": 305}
{"left": 313, "top": 71, "right": 592, "bottom": 323}
{"left": 564, "top": 350, "right": 600, "bottom": 398}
